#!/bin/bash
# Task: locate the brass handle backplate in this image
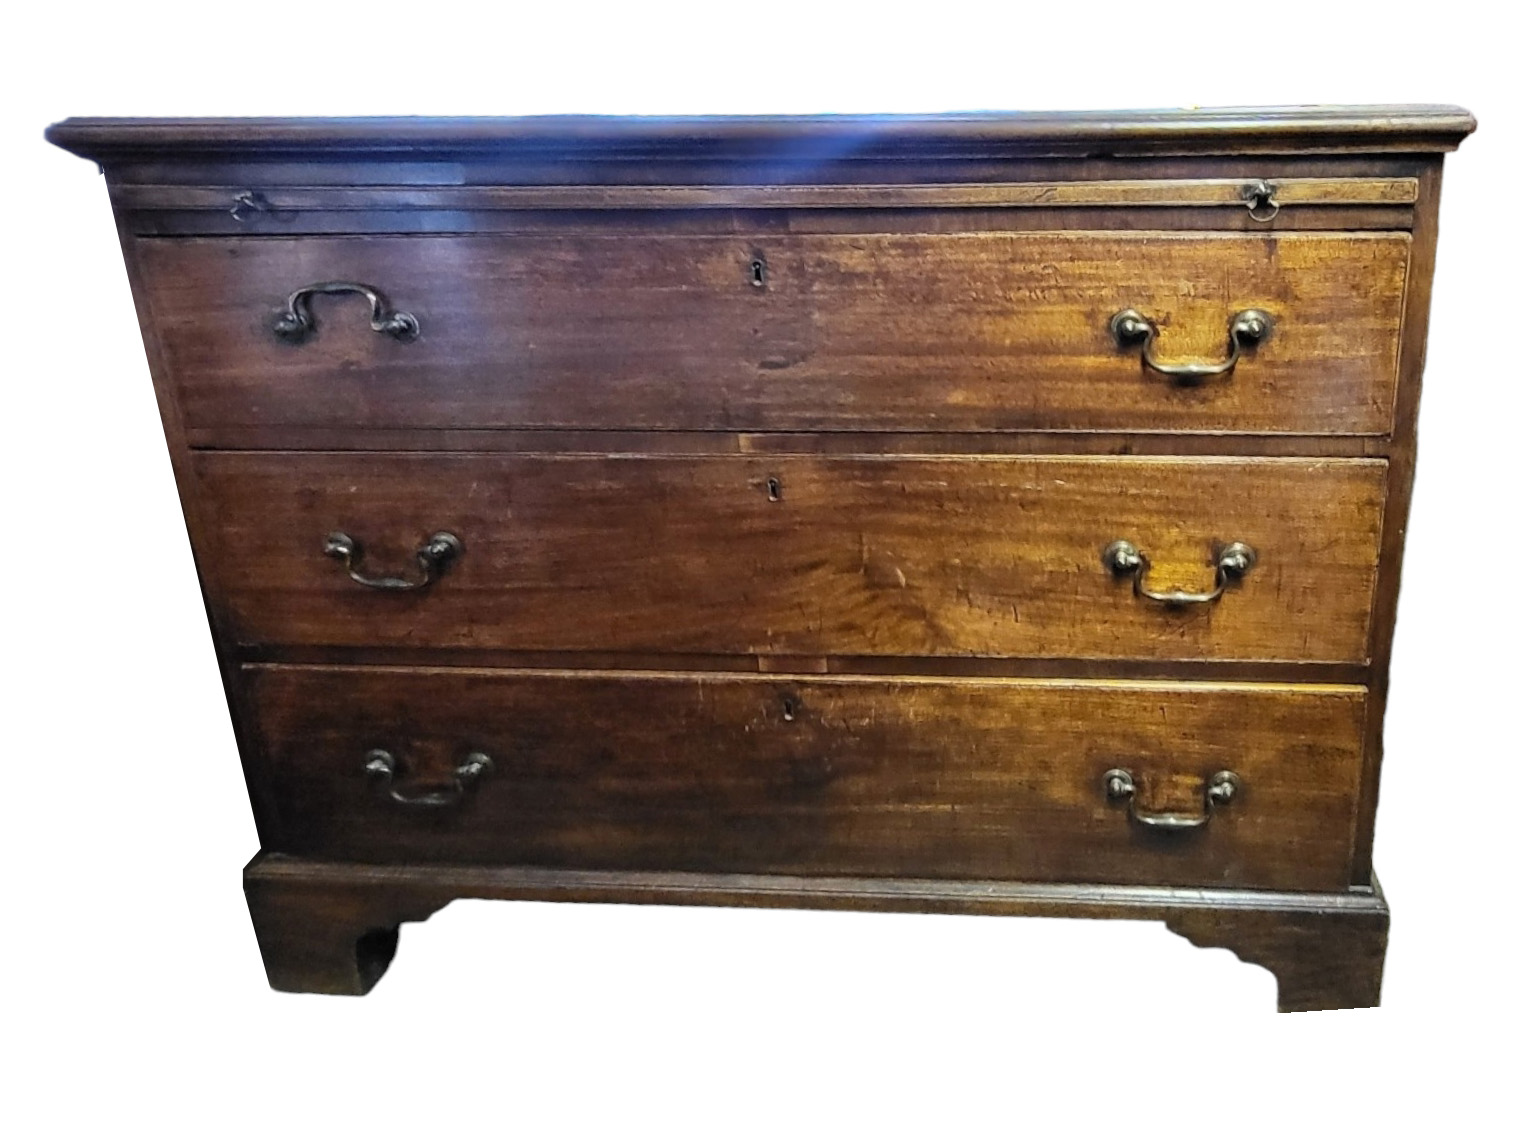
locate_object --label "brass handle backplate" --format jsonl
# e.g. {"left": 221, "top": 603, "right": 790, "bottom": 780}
{"left": 274, "top": 281, "right": 420, "bottom": 343}
{"left": 1110, "top": 308, "right": 1272, "bottom": 384}
{"left": 1103, "top": 768, "right": 1240, "bottom": 832}
{"left": 364, "top": 749, "right": 494, "bottom": 808}
{"left": 1102, "top": 539, "right": 1256, "bottom": 606}
{"left": 324, "top": 531, "right": 462, "bottom": 591}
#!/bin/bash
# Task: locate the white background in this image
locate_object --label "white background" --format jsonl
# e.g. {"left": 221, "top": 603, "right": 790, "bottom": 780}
{"left": 5, "top": 2, "right": 1516, "bottom": 1133}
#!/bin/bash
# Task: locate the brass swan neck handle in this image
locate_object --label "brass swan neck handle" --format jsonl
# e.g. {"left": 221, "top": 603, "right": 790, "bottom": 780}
{"left": 1102, "top": 539, "right": 1257, "bottom": 606}
{"left": 273, "top": 280, "right": 419, "bottom": 343}
{"left": 323, "top": 531, "right": 462, "bottom": 591}
{"left": 1110, "top": 308, "right": 1273, "bottom": 384}
{"left": 364, "top": 749, "right": 494, "bottom": 809}
{"left": 1103, "top": 769, "right": 1241, "bottom": 832}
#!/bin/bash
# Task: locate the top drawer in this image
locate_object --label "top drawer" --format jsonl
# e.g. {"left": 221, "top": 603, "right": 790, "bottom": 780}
{"left": 133, "top": 230, "right": 1409, "bottom": 441}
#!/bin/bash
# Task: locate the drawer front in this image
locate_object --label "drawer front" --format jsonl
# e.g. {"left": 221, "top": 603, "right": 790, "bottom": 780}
{"left": 243, "top": 666, "right": 1367, "bottom": 891}
{"left": 136, "top": 231, "right": 1409, "bottom": 438}
{"left": 194, "top": 453, "right": 1385, "bottom": 663}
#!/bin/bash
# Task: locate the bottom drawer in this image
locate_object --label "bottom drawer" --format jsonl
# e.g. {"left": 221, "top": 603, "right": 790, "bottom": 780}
{"left": 242, "top": 666, "right": 1367, "bottom": 892}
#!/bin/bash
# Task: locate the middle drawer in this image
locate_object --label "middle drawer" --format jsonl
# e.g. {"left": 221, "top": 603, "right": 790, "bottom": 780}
{"left": 193, "top": 453, "right": 1385, "bottom": 664}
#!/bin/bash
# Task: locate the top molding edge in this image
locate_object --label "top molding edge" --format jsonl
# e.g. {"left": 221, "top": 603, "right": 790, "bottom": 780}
{"left": 46, "top": 105, "right": 1478, "bottom": 163}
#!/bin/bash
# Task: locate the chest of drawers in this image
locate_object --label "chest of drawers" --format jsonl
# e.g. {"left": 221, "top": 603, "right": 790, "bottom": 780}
{"left": 47, "top": 106, "right": 1474, "bottom": 1011}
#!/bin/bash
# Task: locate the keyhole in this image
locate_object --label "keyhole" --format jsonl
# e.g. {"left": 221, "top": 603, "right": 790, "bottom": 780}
{"left": 781, "top": 694, "right": 801, "bottom": 722}
{"left": 750, "top": 258, "right": 767, "bottom": 288}
{"left": 766, "top": 476, "right": 782, "bottom": 502}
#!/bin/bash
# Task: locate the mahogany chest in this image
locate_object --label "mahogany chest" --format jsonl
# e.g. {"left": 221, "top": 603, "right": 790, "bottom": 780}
{"left": 47, "top": 106, "right": 1475, "bottom": 1010}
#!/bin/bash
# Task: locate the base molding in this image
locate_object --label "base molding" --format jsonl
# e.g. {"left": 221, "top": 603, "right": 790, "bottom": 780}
{"left": 244, "top": 854, "right": 1388, "bottom": 1011}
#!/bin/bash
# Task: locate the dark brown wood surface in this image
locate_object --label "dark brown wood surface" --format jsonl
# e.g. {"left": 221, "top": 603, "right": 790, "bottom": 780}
{"left": 134, "top": 231, "right": 1409, "bottom": 438}
{"left": 95, "top": 153, "right": 1432, "bottom": 193}
{"left": 1350, "top": 159, "right": 1447, "bottom": 883}
{"left": 45, "top": 105, "right": 1477, "bottom": 163}
{"left": 244, "top": 665, "right": 1367, "bottom": 891}
{"left": 244, "top": 854, "right": 1390, "bottom": 1010}
{"left": 119, "top": 205, "right": 1423, "bottom": 239}
{"left": 179, "top": 427, "right": 1397, "bottom": 458}
{"left": 111, "top": 176, "right": 1420, "bottom": 212}
{"left": 191, "top": 452, "right": 1386, "bottom": 663}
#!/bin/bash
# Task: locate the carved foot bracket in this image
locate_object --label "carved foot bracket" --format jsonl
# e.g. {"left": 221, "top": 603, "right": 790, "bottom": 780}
{"left": 244, "top": 857, "right": 452, "bottom": 995}
{"left": 1166, "top": 886, "right": 1389, "bottom": 1012}
{"left": 244, "top": 854, "right": 1389, "bottom": 1008}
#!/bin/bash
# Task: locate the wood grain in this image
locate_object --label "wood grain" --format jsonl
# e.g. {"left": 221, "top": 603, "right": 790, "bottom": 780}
{"left": 46, "top": 106, "right": 1478, "bottom": 162}
{"left": 243, "top": 666, "right": 1367, "bottom": 892}
{"left": 1167, "top": 900, "right": 1388, "bottom": 1012}
{"left": 134, "top": 231, "right": 1410, "bottom": 438}
{"left": 191, "top": 452, "right": 1387, "bottom": 664}
{"left": 1350, "top": 158, "right": 1449, "bottom": 883}
{"left": 119, "top": 205, "right": 1421, "bottom": 239}
{"left": 178, "top": 426, "right": 1395, "bottom": 458}
{"left": 242, "top": 854, "right": 1390, "bottom": 1009}
{"left": 108, "top": 176, "right": 1420, "bottom": 213}
{"left": 106, "top": 153, "right": 1427, "bottom": 236}
{"left": 94, "top": 153, "right": 1430, "bottom": 192}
